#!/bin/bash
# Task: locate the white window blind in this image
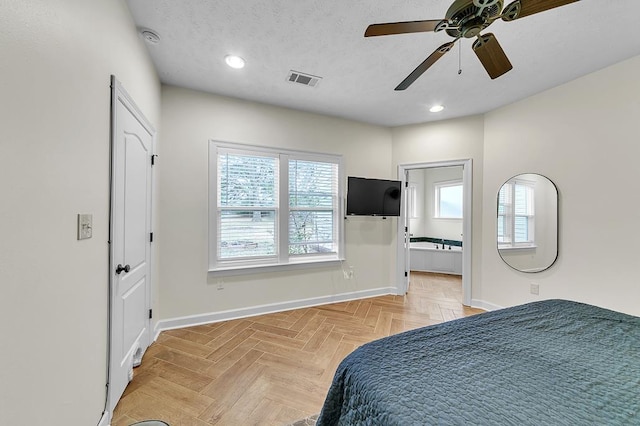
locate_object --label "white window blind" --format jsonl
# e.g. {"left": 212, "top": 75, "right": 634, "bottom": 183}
{"left": 498, "top": 180, "right": 535, "bottom": 247}
{"left": 218, "top": 151, "right": 279, "bottom": 260}
{"left": 288, "top": 159, "right": 338, "bottom": 255}
{"left": 210, "top": 142, "right": 344, "bottom": 272}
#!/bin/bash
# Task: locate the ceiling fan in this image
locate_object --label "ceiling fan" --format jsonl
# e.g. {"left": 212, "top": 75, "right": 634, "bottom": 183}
{"left": 365, "top": 0, "right": 580, "bottom": 90}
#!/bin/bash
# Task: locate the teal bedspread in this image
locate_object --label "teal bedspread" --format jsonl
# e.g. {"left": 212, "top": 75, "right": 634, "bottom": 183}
{"left": 317, "top": 300, "right": 640, "bottom": 425}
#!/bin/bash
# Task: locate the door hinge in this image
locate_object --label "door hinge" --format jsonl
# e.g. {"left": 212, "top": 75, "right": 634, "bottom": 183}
{"left": 405, "top": 227, "right": 408, "bottom": 233}
{"left": 405, "top": 271, "right": 408, "bottom": 277}
{"left": 405, "top": 181, "right": 409, "bottom": 187}
{"left": 149, "top": 309, "right": 153, "bottom": 319}
{"left": 150, "top": 232, "right": 154, "bottom": 243}
{"left": 151, "top": 154, "right": 157, "bottom": 166}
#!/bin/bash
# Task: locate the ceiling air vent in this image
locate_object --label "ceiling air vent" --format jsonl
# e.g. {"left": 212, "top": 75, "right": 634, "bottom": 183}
{"left": 287, "top": 70, "right": 322, "bottom": 88}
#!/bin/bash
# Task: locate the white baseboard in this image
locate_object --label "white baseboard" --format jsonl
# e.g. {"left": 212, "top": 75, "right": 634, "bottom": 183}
{"left": 470, "top": 299, "right": 504, "bottom": 311}
{"left": 97, "top": 411, "right": 110, "bottom": 426}
{"left": 152, "top": 320, "right": 161, "bottom": 342}
{"left": 157, "top": 287, "right": 397, "bottom": 332}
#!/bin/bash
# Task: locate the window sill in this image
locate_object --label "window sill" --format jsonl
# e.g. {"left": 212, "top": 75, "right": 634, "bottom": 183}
{"left": 208, "top": 257, "right": 344, "bottom": 277}
{"left": 498, "top": 244, "right": 537, "bottom": 251}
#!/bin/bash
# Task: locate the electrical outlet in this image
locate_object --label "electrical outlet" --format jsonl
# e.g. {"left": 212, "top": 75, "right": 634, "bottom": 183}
{"left": 343, "top": 266, "right": 355, "bottom": 280}
{"left": 530, "top": 282, "right": 540, "bottom": 295}
{"left": 77, "top": 214, "right": 92, "bottom": 240}
{"left": 348, "top": 266, "right": 354, "bottom": 279}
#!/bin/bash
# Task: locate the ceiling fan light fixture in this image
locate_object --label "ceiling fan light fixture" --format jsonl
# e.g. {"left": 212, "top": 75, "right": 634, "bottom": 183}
{"left": 225, "top": 55, "right": 245, "bottom": 69}
{"left": 429, "top": 104, "right": 445, "bottom": 113}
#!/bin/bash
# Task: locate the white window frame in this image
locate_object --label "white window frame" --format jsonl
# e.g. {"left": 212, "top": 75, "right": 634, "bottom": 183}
{"left": 497, "top": 178, "right": 535, "bottom": 250}
{"left": 407, "top": 184, "right": 418, "bottom": 219}
{"left": 208, "top": 141, "right": 344, "bottom": 275}
{"left": 434, "top": 179, "right": 463, "bottom": 219}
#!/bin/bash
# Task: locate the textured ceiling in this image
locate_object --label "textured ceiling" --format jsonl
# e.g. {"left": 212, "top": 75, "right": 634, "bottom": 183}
{"left": 126, "top": 0, "right": 640, "bottom": 127}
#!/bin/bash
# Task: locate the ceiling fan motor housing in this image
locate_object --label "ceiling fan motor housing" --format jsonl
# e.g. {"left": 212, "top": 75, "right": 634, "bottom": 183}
{"left": 445, "top": 0, "right": 504, "bottom": 38}
{"left": 363, "top": 0, "right": 581, "bottom": 89}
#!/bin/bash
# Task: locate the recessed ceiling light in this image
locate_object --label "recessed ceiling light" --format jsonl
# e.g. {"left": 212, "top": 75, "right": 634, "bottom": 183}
{"left": 225, "top": 55, "right": 245, "bottom": 69}
{"left": 429, "top": 105, "right": 445, "bottom": 113}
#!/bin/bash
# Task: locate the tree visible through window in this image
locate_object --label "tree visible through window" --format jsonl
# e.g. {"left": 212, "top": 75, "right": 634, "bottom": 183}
{"left": 289, "top": 160, "right": 337, "bottom": 255}
{"left": 218, "top": 152, "right": 278, "bottom": 259}
{"left": 210, "top": 142, "right": 343, "bottom": 270}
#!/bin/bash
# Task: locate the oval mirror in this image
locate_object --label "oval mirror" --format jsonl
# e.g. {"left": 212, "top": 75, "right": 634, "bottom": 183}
{"left": 497, "top": 173, "right": 558, "bottom": 273}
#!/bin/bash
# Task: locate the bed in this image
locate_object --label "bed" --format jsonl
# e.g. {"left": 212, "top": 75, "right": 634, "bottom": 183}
{"left": 317, "top": 299, "right": 640, "bottom": 425}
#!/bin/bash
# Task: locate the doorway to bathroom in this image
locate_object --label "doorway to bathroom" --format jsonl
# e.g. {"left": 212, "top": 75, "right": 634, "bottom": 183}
{"left": 396, "top": 159, "right": 472, "bottom": 306}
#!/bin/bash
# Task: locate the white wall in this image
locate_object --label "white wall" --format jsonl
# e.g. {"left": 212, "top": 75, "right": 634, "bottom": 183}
{"left": 158, "top": 86, "right": 395, "bottom": 320}
{"left": 392, "top": 115, "right": 485, "bottom": 301}
{"left": 391, "top": 57, "right": 640, "bottom": 316}
{"left": 481, "top": 55, "right": 640, "bottom": 316}
{"left": 0, "top": 1, "right": 160, "bottom": 424}
{"left": 411, "top": 166, "right": 464, "bottom": 241}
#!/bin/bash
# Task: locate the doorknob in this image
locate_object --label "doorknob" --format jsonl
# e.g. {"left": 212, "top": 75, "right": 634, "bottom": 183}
{"left": 115, "top": 264, "right": 131, "bottom": 275}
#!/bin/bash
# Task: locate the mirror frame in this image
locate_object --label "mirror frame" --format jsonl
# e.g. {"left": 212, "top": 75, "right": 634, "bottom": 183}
{"left": 496, "top": 173, "right": 559, "bottom": 273}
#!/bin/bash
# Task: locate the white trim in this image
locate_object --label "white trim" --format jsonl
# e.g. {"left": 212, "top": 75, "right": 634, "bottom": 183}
{"left": 156, "top": 287, "right": 397, "bottom": 331}
{"left": 213, "top": 140, "right": 342, "bottom": 161}
{"left": 97, "top": 411, "right": 110, "bottom": 426}
{"left": 209, "top": 140, "right": 345, "bottom": 272}
{"left": 470, "top": 299, "right": 504, "bottom": 311}
{"left": 397, "top": 159, "right": 472, "bottom": 306}
{"left": 498, "top": 244, "right": 537, "bottom": 251}
{"left": 209, "top": 258, "right": 343, "bottom": 277}
{"left": 434, "top": 179, "right": 463, "bottom": 219}
{"left": 153, "top": 320, "right": 162, "bottom": 342}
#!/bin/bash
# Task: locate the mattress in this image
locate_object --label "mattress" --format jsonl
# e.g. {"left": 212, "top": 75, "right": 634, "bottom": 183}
{"left": 317, "top": 299, "right": 640, "bottom": 425}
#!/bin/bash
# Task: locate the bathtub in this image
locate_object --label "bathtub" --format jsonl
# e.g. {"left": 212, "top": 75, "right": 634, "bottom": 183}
{"left": 410, "top": 241, "right": 462, "bottom": 251}
{"left": 410, "top": 241, "right": 462, "bottom": 275}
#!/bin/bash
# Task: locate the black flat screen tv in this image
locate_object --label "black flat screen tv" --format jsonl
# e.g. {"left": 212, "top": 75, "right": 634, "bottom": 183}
{"left": 346, "top": 176, "right": 402, "bottom": 217}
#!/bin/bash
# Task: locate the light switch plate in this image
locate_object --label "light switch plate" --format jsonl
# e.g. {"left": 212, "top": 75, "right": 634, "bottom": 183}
{"left": 78, "top": 214, "right": 93, "bottom": 240}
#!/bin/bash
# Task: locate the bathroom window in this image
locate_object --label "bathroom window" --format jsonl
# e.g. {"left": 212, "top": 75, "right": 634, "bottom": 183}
{"left": 209, "top": 141, "right": 344, "bottom": 272}
{"left": 434, "top": 180, "right": 463, "bottom": 219}
{"left": 497, "top": 180, "right": 535, "bottom": 248}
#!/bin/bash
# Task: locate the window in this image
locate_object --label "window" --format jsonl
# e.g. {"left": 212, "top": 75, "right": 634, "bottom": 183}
{"left": 210, "top": 142, "right": 343, "bottom": 272}
{"left": 497, "top": 179, "right": 535, "bottom": 248}
{"left": 434, "top": 180, "right": 463, "bottom": 219}
{"left": 217, "top": 151, "right": 278, "bottom": 259}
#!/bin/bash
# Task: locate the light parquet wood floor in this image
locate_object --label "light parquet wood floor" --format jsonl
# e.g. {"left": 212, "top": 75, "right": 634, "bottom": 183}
{"left": 112, "top": 272, "right": 484, "bottom": 426}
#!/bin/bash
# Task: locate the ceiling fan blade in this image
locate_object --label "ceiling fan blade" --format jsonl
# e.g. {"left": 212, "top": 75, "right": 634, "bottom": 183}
{"left": 365, "top": 20, "right": 443, "bottom": 37}
{"left": 502, "top": 0, "right": 579, "bottom": 21}
{"left": 472, "top": 33, "right": 513, "bottom": 79}
{"left": 395, "top": 41, "right": 456, "bottom": 91}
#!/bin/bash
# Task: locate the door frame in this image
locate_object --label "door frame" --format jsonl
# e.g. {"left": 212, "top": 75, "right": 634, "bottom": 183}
{"left": 396, "top": 159, "right": 472, "bottom": 305}
{"left": 106, "top": 75, "right": 156, "bottom": 416}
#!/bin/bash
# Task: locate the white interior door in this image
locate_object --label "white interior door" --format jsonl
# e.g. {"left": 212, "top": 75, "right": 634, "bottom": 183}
{"left": 403, "top": 173, "right": 411, "bottom": 293}
{"left": 108, "top": 77, "right": 154, "bottom": 414}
